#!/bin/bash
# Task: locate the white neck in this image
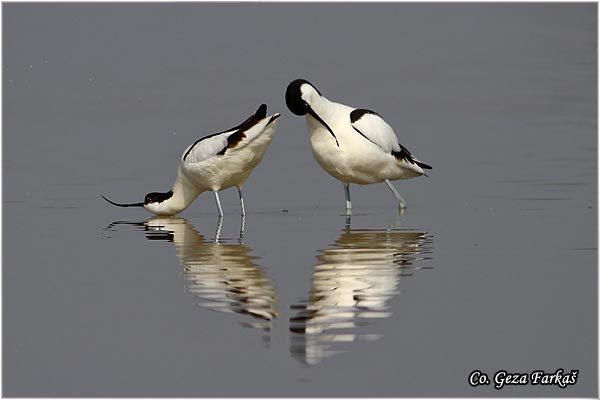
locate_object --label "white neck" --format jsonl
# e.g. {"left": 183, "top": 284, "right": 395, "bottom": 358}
{"left": 311, "top": 95, "right": 334, "bottom": 117}
{"left": 144, "top": 167, "right": 203, "bottom": 215}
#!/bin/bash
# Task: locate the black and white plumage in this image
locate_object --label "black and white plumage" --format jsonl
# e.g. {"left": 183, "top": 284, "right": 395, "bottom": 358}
{"left": 103, "top": 104, "right": 280, "bottom": 216}
{"left": 285, "top": 79, "right": 431, "bottom": 212}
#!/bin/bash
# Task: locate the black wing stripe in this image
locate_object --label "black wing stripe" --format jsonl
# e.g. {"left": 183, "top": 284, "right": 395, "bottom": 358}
{"left": 350, "top": 108, "right": 379, "bottom": 124}
{"left": 183, "top": 136, "right": 212, "bottom": 161}
{"left": 393, "top": 143, "right": 429, "bottom": 167}
{"left": 392, "top": 144, "right": 416, "bottom": 165}
{"left": 416, "top": 160, "right": 432, "bottom": 169}
{"left": 183, "top": 104, "right": 267, "bottom": 161}
{"left": 351, "top": 108, "right": 432, "bottom": 170}
{"left": 217, "top": 129, "right": 247, "bottom": 156}
{"left": 394, "top": 144, "right": 432, "bottom": 169}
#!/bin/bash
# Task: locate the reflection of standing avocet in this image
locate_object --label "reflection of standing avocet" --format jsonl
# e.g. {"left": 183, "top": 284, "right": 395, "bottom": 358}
{"left": 107, "top": 217, "right": 278, "bottom": 335}
{"left": 290, "top": 227, "right": 432, "bottom": 365}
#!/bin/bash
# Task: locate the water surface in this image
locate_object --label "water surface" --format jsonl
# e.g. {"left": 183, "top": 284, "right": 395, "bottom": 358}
{"left": 4, "top": 3, "right": 597, "bottom": 397}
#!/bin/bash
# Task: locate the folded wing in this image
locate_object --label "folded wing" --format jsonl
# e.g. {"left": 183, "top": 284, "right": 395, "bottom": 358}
{"left": 182, "top": 104, "right": 268, "bottom": 164}
{"left": 350, "top": 108, "right": 431, "bottom": 169}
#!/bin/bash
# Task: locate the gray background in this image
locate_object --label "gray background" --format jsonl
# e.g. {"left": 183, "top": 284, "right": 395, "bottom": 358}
{"left": 4, "top": 3, "right": 597, "bottom": 397}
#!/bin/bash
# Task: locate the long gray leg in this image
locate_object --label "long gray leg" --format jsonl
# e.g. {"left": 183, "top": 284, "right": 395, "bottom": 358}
{"left": 343, "top": 183, "right": 352, "bottom": 214}
{"left": 213, "top": 191, "right": 224, "bottom": 217}
{"left": 384, "top": 179, "right": 406, "bottom": 209}
{"left": 237, "top": 186, "right": 246, "bottom": 216}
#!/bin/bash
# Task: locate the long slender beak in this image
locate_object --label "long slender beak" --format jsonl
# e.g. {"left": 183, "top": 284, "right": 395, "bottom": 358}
{"left": 307, "top": 107, "right": 339, "bottom": 147}
{"left": 101, "top": 195, "right": 144, "bottom": 208}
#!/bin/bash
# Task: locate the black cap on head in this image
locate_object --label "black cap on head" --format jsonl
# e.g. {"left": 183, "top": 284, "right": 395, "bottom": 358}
{"left": 144, "top": 190, "right": 174, "bottom": 205}
{"left": 285, "top": 79, "right": 319, "bottom": 116}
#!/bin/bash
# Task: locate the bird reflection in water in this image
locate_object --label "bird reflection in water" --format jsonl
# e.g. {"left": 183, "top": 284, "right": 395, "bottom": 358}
{"left": 290, "top": 223, "right": 433, "bottom": 365}
{"left": 105, "top": 217, "right": 278, "bottom": 342}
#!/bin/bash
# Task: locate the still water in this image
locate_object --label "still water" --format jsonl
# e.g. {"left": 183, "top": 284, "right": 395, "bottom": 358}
{"left": 4, "top": 3, "right": 597, "bottom": 397}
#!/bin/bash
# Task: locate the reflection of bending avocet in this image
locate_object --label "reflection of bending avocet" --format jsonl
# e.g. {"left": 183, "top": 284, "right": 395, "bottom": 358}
{"left": 107, "top": 217, "right": 278, "bottom": 335}
{"left": 290, "top": 225, "right": 433, "bottom": 365}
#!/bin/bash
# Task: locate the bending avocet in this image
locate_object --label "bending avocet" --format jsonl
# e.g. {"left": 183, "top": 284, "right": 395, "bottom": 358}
{"left": 103, "top": 104, "right": 280, "bottom": 216}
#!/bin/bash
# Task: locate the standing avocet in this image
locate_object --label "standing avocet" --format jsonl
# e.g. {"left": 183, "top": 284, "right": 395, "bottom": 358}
{"left": 285, "top": 79, "right": 431, "bottom": 213}
{"left": 103, "top": 104, "right": 280, "bottom": 216}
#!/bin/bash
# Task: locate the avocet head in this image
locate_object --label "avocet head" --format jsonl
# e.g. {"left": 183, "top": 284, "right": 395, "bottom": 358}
{"left": 142, "top": 191, "right": 175, "bottom": 215}
{"left": 102, "top": 190, "right": 176, "bottom": 216}
{"left": 286, "top": 79, "right": 338, "bottom": 141}
{"left": 285, "top": 79, "right": 322, "bottom": 116}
